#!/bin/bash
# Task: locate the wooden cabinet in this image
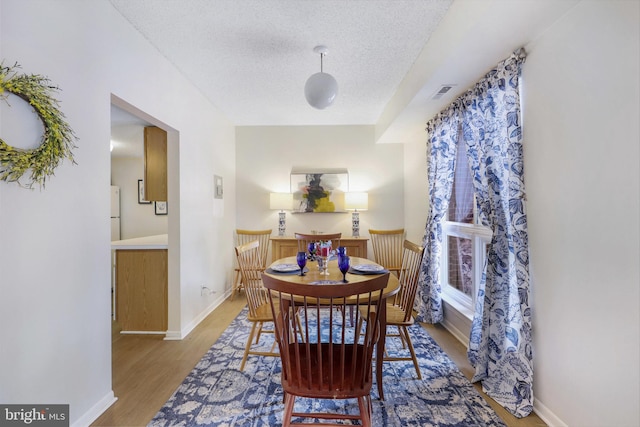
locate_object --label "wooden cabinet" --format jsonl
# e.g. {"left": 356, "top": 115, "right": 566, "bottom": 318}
{"left": 271, "top": 236, "right": 368, "bottom": 261}
{"left": 115, "top": 249, "right": 168, "bottom": 332}
{"left": 144, "top": 126, "right": 167, "bottom": 201}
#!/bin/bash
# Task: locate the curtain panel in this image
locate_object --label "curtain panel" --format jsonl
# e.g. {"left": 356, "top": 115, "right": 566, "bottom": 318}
{"left": 420, "top": 51, "right": 533, "bottom": 417}
{"left": 417, "top": 111, "right": 460, "bottom": 323}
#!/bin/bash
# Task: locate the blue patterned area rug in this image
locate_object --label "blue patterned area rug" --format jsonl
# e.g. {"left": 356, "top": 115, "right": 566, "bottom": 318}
{"left": 149, "top": 308, "right": 505, "bottom": 427}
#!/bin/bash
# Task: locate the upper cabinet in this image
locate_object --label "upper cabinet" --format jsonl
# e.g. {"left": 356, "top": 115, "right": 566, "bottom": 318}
{"left": 144, "top": 126, "right": 167, "bottom": 201}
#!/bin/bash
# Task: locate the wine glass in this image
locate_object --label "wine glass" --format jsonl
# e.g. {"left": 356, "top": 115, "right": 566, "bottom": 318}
{"left": 296, "top": 251, "right": 307, "bottom": 276}
{"left": 338, "top": 254, "right": 350, "bottom": 283}
{"left": 320, "top": 244, "right": 331, "bottom": 275}
{"left": 317, "top": 256, "right": 324, "bottom": 272}
{"left": 307, "top": 242, "right": 316, "bottom": 260}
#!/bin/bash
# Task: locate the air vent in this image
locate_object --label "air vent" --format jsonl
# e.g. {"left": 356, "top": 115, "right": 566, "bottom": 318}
{"left": 431, "top": 84, "right": 456, "bottom": 100}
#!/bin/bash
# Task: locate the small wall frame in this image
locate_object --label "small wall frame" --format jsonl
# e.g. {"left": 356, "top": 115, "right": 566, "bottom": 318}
{"left": 154, "top": 201, "right": 168, "bottom": 215}
{"left": 138, "top": 179, "right": 152, "bottom": 204}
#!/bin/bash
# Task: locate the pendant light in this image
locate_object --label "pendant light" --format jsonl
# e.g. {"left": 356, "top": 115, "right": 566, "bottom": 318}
{"left": 304, "top": 45, "right": 338, "bottom": 109}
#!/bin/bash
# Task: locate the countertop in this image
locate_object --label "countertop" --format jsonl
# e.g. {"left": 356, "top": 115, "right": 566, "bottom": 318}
{"left": 111, "top": 234, "right": 168, "bottom": 250}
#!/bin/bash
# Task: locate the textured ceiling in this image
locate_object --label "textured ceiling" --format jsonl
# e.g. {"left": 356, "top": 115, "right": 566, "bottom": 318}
{"left": 109, "top": 0, "right": 453, "bottom": 126}
{"left": 109, "top": 0, "right": 580, "bottom": 156}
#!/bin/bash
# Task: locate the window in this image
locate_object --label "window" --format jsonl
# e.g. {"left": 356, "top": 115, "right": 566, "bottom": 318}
{"left": 440, "top": 132, "right": 492, "bottom": 315}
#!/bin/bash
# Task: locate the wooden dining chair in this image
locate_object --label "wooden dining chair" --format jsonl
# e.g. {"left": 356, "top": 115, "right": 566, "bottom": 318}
{"left": 369, "top": 228, "right": 405, "bottom": 277}
{"left": 231, "top": 229, "right": 272, "bottom": 300}
{"left": 262, "top": 272, "right": 390, "bottom": 427}
{"left": 359, "top": 239, "right": 424, "bottom": 379}
{"left": 235, "top": 239, "right": 278, "bottom": 371}
{"left": 294, "top": 232, "right": 342, "bottom": 253}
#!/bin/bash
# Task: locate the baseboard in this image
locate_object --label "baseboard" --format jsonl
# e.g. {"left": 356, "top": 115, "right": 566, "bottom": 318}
{"left": 163, "top": 330, "right": 183, "bottom": 340}
{"left": 71, "top": 391, "right": 117, "bottom": 427}
{"left": 533, "top": 398, "right": 568, "bottom": 427}
{"left": 165, "top": 292, "right": 228, "bottom": 340}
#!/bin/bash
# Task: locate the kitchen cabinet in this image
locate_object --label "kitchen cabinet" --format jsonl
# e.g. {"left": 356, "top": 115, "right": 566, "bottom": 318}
{"left": 144, "top": 126, "right": 167, "bottom": 201}
{"left": 271, "top": 236, "right": 368, "bottom": 260}
{"left": 113, "top": 235, "right": 168, "bottom": 333}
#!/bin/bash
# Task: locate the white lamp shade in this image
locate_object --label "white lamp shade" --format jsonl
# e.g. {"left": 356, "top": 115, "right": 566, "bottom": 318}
{"left": 270, "top": 192, "right": 293, "bottom": 210}
{"left": 304, "top": 72, "right": 338, "bottom": 109}
{"left": 345, "top": 192, "right": 368, "bottom": 211}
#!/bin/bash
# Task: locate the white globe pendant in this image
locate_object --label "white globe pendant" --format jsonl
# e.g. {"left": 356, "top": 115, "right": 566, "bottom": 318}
{"left": 304, "top": 45, "right": 338, "bottom": 109}
{"left": 305, "top": 72, "right": 338, "bottom": 109}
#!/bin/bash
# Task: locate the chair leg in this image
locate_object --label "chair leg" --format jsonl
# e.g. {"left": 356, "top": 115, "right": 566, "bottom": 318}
{"left": 398, "top": 325, "right": 408, "bottom": 349}
{"left": 240, "top": 321, "right": 259, "bottom": 371}
{"left": 400, "top": 326, "right": 422, "bottom": 380}
{"left": 255, "top": 321, "right": 264, "bottom": 343}
{"left": 356, "top": 317, "right": 364, "bottom": 339}
{"left": 282, "top": 393, "right": 295, "bottom": 427}
{"left": 231, "top": 269, "right": 242, "bottom": 300}
{"left": 358, "top": 395, "right": 372, "bottom": 427}
{"left": 295, "top": 313, "right": 305, "bottom": 342}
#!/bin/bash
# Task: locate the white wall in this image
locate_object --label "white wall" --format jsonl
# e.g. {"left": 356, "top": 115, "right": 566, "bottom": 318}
{"left": 111, "top": 157, "right": 169, "bottom": 240}
{"left": 403, "top": 1, "right": 640, "bottom": 426}
{"left": 522, "top": 1, "right": 639, "bottom": 425}
{"left": 236, "top": 125, "right": 404, "bottom": 261}
{"left": 0, "top": 1, "right": 235, "bottom": 425}
{"left": 403, "top": 140, "right": 429, "bottom": 244}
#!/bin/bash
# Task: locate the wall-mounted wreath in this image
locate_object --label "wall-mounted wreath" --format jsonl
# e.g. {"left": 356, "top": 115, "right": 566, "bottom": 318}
{"left": 0, "top": 63, "right": 77, "bottom": 188}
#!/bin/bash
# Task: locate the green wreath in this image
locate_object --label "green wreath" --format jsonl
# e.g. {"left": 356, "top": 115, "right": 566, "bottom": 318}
{"left": 0, "top": 63, "right": 77, "bottom": 188}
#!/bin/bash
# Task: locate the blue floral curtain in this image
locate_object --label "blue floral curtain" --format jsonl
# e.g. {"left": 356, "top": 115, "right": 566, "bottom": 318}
{"left": 420, "top": 51, "right": 533, "bottom": 417}
{"left": 463, "top": 51, "right": 532, "bottom": 418}
{"left": 416, "top": 111, "right": 460, "bottom": 323}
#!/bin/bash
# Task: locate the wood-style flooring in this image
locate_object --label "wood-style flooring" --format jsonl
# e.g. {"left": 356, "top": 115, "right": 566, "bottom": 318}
{"left": 92, "top": 296, "right": 546, "bottom": 427}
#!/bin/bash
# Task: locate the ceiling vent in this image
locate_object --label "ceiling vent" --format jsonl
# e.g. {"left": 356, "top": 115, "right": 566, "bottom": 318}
{"left": 431, "top": 84, "right": 456, "bottom": 100}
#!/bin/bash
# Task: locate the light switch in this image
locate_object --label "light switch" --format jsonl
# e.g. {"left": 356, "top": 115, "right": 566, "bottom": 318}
{"left": 214, "top": 175, "right": 223, "bottom": 199}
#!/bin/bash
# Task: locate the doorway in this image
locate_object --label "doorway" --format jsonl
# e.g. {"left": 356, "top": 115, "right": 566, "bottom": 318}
{"left": 109, "top": 95, "right": 180, "bottom": 338}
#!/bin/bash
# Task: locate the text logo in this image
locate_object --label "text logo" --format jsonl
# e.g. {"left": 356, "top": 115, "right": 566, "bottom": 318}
{"left": 0, "top": 405, "right": 69, "bottom": 426}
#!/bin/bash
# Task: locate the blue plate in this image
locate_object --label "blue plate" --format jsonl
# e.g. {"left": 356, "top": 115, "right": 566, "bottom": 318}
{"left": 351, "top": 264, "right": 385, "bottom": 273}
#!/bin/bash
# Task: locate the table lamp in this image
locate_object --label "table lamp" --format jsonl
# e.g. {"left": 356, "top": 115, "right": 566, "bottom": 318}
{"left": 344, "top": 192, "right": 368, "bottom": 237}
{"left": 270, "top": 192, "right": 293, "bottom": 236}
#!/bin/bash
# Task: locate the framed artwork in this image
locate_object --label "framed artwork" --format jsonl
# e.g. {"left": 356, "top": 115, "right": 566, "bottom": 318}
{"left": 155, "top": 201, "right": 168, "bottom": 215}
{"left": 138, "top": 179, "right": 151, "bottom": 204}
{"left": 290, "top": 170, "right": 349, "bottom": 213}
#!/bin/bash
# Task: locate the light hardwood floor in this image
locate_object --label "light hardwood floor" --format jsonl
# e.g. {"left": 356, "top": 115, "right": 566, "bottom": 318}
{"left": 92, "top": 296, "right": 546, "bottom": 427}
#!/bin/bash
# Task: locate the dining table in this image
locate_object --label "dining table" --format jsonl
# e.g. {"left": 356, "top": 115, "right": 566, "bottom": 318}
{"left": 264, "top": 255, "right": 400, "bottom": 400}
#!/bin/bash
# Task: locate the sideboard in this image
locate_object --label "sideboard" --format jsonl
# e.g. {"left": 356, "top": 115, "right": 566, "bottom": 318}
{"left": 270, "top": 236, "right": 368, "bottom": 261}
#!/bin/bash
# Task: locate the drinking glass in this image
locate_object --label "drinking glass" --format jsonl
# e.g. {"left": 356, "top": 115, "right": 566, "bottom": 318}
{"left": 324, "top": 255, "right": 331, "bottom": 275}
{"left": 319, "top": 255, "right": 329, "bottom": 275}
{"left": 319, "top": 245, "right": 331, "bottom": 275}
{"left": 307, "top": 242, "right": 316, "bottom": 260}
{"left": 338, "top": 254, "right": 350, "bottom": 283}
{"left": 296, "top": 251, "right": 307, "bottom": 276}
{"left": 317, "top": 256, "right": 324, "bottom": 272}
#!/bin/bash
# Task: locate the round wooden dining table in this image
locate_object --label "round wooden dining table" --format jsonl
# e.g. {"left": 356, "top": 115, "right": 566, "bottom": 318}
{"left": 264, "top": 255, "right": 399, "bottom": 400}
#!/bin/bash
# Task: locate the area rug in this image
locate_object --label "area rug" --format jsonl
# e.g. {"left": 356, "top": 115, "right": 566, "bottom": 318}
{"left": 149, "top": 308, "right": 506, "bottom": 427}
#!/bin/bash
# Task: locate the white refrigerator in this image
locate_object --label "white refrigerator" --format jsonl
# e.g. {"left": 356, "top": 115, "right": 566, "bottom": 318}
{"left": 111, "top": 186, "right": 121, "bottom": 241}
